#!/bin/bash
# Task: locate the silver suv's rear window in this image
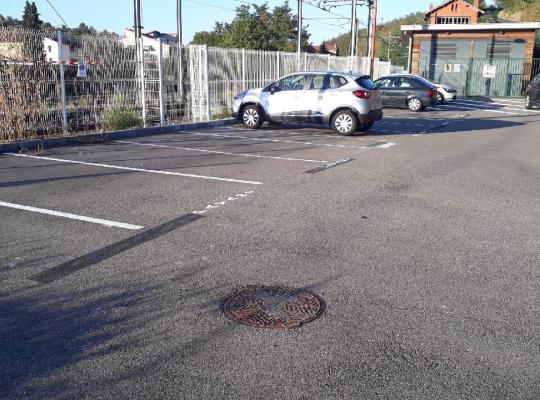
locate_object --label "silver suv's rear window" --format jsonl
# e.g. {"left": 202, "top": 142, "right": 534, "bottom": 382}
{"left": 355, "top": 76, "right": 375, "bottom": 90}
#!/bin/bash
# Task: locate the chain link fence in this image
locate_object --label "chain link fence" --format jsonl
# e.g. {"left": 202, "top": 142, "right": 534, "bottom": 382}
{"left": 1, "top": 27, "right": 402, "bottom": 142}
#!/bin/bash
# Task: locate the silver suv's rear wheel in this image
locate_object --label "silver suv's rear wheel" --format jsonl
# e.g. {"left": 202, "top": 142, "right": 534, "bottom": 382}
{"left": 407, "top": 97, "right": 423, "bottom": 112}
{"left": 242, "top": 105, "right": 263, "bottom": 129}
{"left": 332, "top": 110, "right": 357, "bottom": 136}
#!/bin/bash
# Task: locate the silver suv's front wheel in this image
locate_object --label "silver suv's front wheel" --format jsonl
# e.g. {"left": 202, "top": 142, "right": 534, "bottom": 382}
{"left": 332, "top": 110, "right": 358, "bottom": 136}
{"left": 242, "top": 105, "right": 263, "bottom": 129}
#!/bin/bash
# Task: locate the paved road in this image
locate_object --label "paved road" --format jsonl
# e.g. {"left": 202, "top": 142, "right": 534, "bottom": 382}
{"left": 1, "top": 98, "right": 539, "bottom": 400}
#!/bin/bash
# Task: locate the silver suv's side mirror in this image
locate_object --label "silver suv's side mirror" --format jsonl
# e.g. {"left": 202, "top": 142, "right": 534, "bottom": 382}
{"left": 270, "top": 85, "right": 280, "bottom": 95}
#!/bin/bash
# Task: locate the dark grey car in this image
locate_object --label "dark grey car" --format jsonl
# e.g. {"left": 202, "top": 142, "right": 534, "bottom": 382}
{"left": 373, "top": 75, "right": 438, "bottom": 112}
{"left": 525, "top": 74, "right": 540, "bottom": 109}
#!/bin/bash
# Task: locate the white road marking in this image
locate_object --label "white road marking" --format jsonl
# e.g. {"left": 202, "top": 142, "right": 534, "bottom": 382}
{"left": 371, "top": 142, "right": 397, "bottom": 148}
{"left": 193, "top": 190, "right": 254, "bottom": 215}
{"left": 432, "top": 104, "right": 520, "bottom": 115}
{"left": 7, "top": 153, "right": 263, "bottom": 185}
{"left": 491, "top": 98, "right": 525, "bottom": 104}
{"left": 0, "top": 200, "right": 144, "bottom": 230}
{"left": 378, "top": 121, "right": 429, "bottom": 128}
{"left": 117, "top": 140, "right": 327, "bottom": 164}
{"left": 223, "top": 126, "right": 380, "bottom": 141}
{"left": 372, "top": 128, "right": 417, "bottom": 134}
{"left": 456, "top": 99, "right": 540, "bottom": 113}
{"left": 384, "top": 115, "right": 446, "bottom": 122}
{"left": 191, "top": 131, "right": 383, "bottom": 150}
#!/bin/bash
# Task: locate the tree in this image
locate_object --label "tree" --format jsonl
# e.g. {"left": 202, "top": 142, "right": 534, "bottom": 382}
{"left": 318, "top": 41, "right": 329, "bottom": 55}
{"left": 0, "top": 15, "right": 22, "bottom": 26}
{"left": 191, "top": 1, "right": 311, "bottom": 52}
{"left": 71, "top": 23, "right": 98, "bottom": 36}
{"left": 22, "top": 1, "right": 42, "bottom": 29}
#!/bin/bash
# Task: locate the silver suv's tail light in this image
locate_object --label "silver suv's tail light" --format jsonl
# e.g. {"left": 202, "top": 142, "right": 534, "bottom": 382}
{"left": 353, "top": 90, "right": 371, "bottom": 99}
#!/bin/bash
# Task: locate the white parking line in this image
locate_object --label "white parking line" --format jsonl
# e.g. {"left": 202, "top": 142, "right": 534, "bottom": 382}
{"left": 0, "top": 201, "right": 144, "bottom": 230}
{"left": 456, "top": 99, "right": 540, "bottom": 113}
{"left": 7, "top": 153, "right": 263, "bottom": 185}
{"left": 116, "top": 140, "right": 327, "bottom": 164}
{"left": 491, "top": 98, "right": 525, "bottom": 104}
{"left": 190, "top": 131, "right": 393, "bottom": 150}
{"left": 222, "top": 126, "right": 379, "bottom": 141}
{"left": 378, "top": 121, "right": 430, "bottom": 128}
{"left": 432, "top": 104, "right": 520, "bottom": 115}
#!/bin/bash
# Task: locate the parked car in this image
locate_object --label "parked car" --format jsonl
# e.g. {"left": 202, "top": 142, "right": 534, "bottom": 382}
{"left": 433, "top": 82, "right": 458, "bottom": 103}
{"left": 414, "top": 76, "right": 457, "bottom": 103}
{"left": 373, "top": 74, "right": 438, "bottom": 111}
{"left": 232, "top": 72, "right": 383, "bottom": 136}
{"left": 525, "top": 74, "right": 540, "bottom": 109}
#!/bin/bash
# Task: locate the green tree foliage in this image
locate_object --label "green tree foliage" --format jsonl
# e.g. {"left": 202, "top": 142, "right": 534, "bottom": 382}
{"left": 22, "top": 1, "right": 42, "bottom": 29}
{"left": 318, "top": 41, "right": 329, "bottom": 55}
{"left": 494, "top": 0, "right": 540, "bottom": 20}
{"left": 191, "top": 1, "right": 312, "bottom": 51}
{"left": 0, "top": 15, "right": 22, "bottom": 26}
{"left": 71, "top": 23, "right": 98, "bottom": 36}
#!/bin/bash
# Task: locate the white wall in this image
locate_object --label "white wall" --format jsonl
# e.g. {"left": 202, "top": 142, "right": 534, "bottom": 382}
{"left": 43, "top": 38, "right": 70, "bottom": 62}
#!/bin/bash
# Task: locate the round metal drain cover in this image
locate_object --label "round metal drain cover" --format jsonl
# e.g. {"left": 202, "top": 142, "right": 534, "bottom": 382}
{"left": 222, "top": 285, "right": 325, "bottom": 329}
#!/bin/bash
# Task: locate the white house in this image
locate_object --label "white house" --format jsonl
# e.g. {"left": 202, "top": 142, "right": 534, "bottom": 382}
{"left": 43, "top": 37, "right": 71, "bottom": 62}
{"left": 121, "top": 28, "right": 178, "bottom": 58}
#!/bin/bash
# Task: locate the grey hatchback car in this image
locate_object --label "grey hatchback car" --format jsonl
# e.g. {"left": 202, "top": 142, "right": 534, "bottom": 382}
{"left": 373, "top": 74, "right": 438, "bottom": 111}
{"left": 232, "top": 72, "right": 383, "bottom": 135}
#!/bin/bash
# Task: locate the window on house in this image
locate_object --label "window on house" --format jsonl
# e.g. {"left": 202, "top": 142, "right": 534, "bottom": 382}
{"left": 486, "top": 42, "right": 512, "bottom": 58}
{"left": 436, "top": 16, "right": 470, "bottom": 24}
{"left": 48, "top": 45, "right": 52, "bottom": 52}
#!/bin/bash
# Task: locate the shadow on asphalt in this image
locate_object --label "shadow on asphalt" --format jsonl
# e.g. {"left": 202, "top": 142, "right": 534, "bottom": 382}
{"left": 0, "top": 271, "right": 341, "bottom": 399}
{"left": 233, "top": 117, "right": 528, "bottom": 137}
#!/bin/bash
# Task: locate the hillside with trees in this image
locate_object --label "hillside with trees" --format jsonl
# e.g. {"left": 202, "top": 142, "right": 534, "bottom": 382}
{"left": 323, "top": 12, "right": 425, "bottom": 66}
{"left": 496, "top": 0, "right": 540, "bottom": 21}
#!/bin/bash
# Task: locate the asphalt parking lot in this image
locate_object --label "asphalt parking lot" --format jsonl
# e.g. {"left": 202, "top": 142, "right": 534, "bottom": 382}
{"left": 1, "top": 97, "right": 539, "bottom": 400}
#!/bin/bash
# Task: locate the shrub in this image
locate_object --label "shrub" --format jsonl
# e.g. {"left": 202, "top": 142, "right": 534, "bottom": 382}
{"left": 103, "top": 108, "right": 142, "bottom": 131}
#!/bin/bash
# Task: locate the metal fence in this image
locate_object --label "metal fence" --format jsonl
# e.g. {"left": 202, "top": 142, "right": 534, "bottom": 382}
{"left": 420, "top": 56, "right": 540, "bottom": 98}
{"left": 0, "top": 27, "right": 402, "bottom": 142}
{"left": 466, "top": 58, "right": 540, "bottom": 98}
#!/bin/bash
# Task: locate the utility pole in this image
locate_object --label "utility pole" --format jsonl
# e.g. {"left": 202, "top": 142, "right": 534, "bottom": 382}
{"left": 297, "top": 0, "right": 303, "bottom": 71}
{"left": 133, "top": 0, "right": 146, "bottom": 126}
{"left": 176, "top": 0, "right": 184, "bottom": 115}
{"left": 365, "top": 0, "right": 372, "bottom": 57}
{"left": 387, "top": 32, "right": 391, "bottom": 61}
{"left": 350, "top": 0, "right": 358, "bottom": 59}
{"left": 369, "top": 0, "right": 378, "bottom": 77}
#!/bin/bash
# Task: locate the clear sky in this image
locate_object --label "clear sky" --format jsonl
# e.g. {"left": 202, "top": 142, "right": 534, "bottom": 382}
{"left": 1, "top": 0, "right": 494, "bottom": 44}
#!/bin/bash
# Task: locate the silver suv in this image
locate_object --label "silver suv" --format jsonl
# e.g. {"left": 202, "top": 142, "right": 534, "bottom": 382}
{"left": 232, "top": 72, "right": 383, "bottom": 136}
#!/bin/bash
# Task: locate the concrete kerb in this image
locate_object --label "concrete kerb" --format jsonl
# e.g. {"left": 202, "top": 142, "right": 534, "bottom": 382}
{"left": 0, "top": 119, "right": 238, "bottom": 154}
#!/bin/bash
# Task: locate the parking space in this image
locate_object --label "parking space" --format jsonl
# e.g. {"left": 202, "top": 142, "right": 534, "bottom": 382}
{"left": 1, "top": 100, "right": 536, "bottom": 283}
{"left": 1, "top": 99, "right": 539, "bottom": 399}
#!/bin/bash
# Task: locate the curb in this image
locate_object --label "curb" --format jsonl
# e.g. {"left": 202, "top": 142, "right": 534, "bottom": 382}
{"left": 0, "top": 119, "right": 237, "bottom": 154}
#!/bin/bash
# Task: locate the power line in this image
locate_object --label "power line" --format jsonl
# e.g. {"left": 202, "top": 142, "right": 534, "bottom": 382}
{"left": 185, "top": 0, "right": 236, "bottom": 12}
{"left": 43, "top": 0, "right": 69, "bottom": 28}
{"left": 304, "top": 0, "right": 349, "bottom": 19}
{"left": 308, "top": 20, "right": 349, "bottom": 35}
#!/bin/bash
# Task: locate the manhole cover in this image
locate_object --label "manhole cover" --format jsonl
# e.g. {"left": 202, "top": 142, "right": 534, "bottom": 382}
{"left": 222, "top": 285, "right": 325, "bottom": 329}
